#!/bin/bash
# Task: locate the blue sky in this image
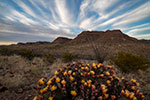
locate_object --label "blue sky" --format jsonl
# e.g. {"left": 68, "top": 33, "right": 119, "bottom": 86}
{"left": 0, "top": 0, "right": 150, "bottom": 44}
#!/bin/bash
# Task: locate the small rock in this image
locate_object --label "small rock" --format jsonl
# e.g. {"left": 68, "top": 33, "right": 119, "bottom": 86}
{"left": 24, "top": 97, "right": 28, "bottom": 100}
{"left": 28, "top": 94, "right": 32, "bottom": 97}
{"left": 10, "top": 74, "right": 14, "bottom": 77}
{"left": 17, "top": 88, "right": 23, "bottom": 93}
{"left": 0, "top": 86, "right": 8, "bottom": 92}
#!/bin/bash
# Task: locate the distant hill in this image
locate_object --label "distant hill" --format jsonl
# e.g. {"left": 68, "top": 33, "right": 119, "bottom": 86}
{"left": 52, "top": 37, "right": 72, "bottom": 44}
{"left": 70, "top": 30, "right": 138, "bottom": 44}
{"left": 0, "top": 30, "right": 150, "bottom": 59}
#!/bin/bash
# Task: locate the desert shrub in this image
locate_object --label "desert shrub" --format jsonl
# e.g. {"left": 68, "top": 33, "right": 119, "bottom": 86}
{"left": 43, "top": 54, "right": 56, "bottom": 64}
{"left": 17, "top": 49, "right": 41, "bottom": 60}
{"left": 110, "top": 52, "right": 150, "bottom": 73}
{"left": 31, "top": 67, "right": 43, "bottom": 76}
{"left": 0, "top": 48, "right": 14, "bottom": 56}
{"left": 62, "top": 52, "right": 78, "bottom": 62}
{"left": 33, "top": 62, "right": 144, "bottom": 100}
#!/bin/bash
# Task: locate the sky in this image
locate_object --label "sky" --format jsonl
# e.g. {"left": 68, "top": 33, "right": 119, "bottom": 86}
{"left": 0, "top": 0, "right": 150, "bottom": 45}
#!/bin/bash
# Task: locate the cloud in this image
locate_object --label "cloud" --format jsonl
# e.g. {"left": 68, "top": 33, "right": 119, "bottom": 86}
{"left": 112, "top": 2, "right": 150, "bottom": 27}
{"left": 91, "top": 0, "right": 119, "bottom": 15}
{"left": 0, "top": 0, "right": 150, "bottom": 43}
{"left": 118, "top": 23, "right": 150, "bottom": 31}
{"left": 0, "top": 18, "right": 75, "bottom": 42}
{"left": 78, "top": 0, "right": 140, "bottom": 30}
{"left": 55, "top": 0, "right": 74, "bottom": 26}
{"left": 79, "top": 16, "right": 96, "bottom": 30}
{"left": 126, "top": 27, "right": 150, "bottom": 35}
{"left": 0, "top": 42, "right": 17, "bottom": 45}
{"left": 133, "top": 34, "right": 150, "bottom": 39}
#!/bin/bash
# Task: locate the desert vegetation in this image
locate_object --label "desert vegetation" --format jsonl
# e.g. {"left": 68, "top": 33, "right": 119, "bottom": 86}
{"left": 0, "top": 30, "right": 150, "bottom": 100}
{"left": 33, "top": 62, "right": 144, "bottom": 100}
{"left": 110, "top": 52, "right": 150, "bottom": 73}
{"left": 61, "top": 52, "right": 78, "bottom": 63}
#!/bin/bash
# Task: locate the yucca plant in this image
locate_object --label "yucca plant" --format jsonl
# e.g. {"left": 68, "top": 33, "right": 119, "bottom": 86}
{"left": 33, "top": 62, "right": 144, "bottom": 100}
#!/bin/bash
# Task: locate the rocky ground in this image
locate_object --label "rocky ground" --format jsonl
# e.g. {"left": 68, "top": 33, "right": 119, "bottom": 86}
{"left": 0, "top": 55, "right": 150, "bottom": 100}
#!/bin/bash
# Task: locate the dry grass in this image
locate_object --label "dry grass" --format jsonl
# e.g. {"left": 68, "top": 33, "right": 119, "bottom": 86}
{"left": 0, "top": 55, "right": 150, "bottom": 99}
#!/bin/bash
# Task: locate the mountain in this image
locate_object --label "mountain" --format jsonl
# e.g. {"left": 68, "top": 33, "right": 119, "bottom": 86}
{"left": 70, "top": 30, "right": 138, "bottom": 44}
{"left": 52, "top": 37, "right": 72, "bottom": 44}
{"left": 0, "top": 30, "right": 150, "bottom": 59}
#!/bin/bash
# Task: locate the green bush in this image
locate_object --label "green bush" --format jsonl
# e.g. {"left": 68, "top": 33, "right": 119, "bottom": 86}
{"left": 33, "top": 62, "right": 144, "bottom": 100}
{"left": 17, "top": 49, "right": 41, "bottom": 60}
{"left": 43, "top": 54, "right": 56, "bottom": 64}
{"left": 0, "top": 48, "right": 14, "bottom": 56}
{"left": 62, "top": 52, "right": 78, "bottom": 62}
{"left": 110, "top": 52, "right": 150, "bottom": 73}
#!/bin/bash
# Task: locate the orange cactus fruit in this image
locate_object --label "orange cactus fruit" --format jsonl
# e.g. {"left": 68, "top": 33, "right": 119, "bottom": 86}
{"left": 105, "top": 71, "right": 110, "bottom": 76}
{"left": 121, "top": 90, "right": 125, "bottom": 95}
{"left": 47, "top": 78, "right": 53, "bottom": 85}
{"left": 63, "top": 71, "right": 67, "bottom": 76}
{"left": 141, "top": 95, "right": 144, "bottom": 99}
{"left": 92, "top": 85, "right": 96, "bottom": 90}
{"left": 50, "top": 85, "right": 57, "bottom": 91}
{"left": 87, "top": 72, "right": 90, "bottom": 76}
{"left": 33, "top": 96, "right": 38, "bottom": 100}
{"left": 68, "top": 70, "right": 72, "bottom": 75}
{"left": 100, "top": 84, "right": 106, "bottom": 89}
{"left": 136, "top": 82, "right": 140, "bottom": 86}
{"left": 71, "top": 90, "right": 77, "bottom": 96}
{"left": 92, "top": 63, "right": 96, "bottom": 67}
{"left": 48, "top": 96, "right": 53, "bottom": 100}
{"left": 74, "top": 81, "right": 77, "bottom": 85}
{"left": 107, "top": 65, "right": 113, "bottom": 69}
{"left": 72, "top": 72, "right": 76, "bottom": 76}
{"left": 85, "top": 66, "right": 89, "bottom": 71}
{"left": 61, "top": 80, "right": 66, "bottom": 85}
{"left": 81, "top": 67, "right": 85, "bottom": 70}
{"left": 125, "top": 90, "right": 129, "bottom": 97}
{"left": 136, "top": 89, "right": 139, "bottom": 94}
{"left": 103, "top": 89, "right": 108, "bottom": 94}
{"left": 116, "top": 76, "right": 120, "bottom": 81}
{"left": 40, "top": 86, "right": 48, "bottom": 94}
{"left": 69, "top": 76, "right": 74, "bottom": 82}
{"left": 80, "top": 99, "right": 84, "bottom": 100}
{"left": 92, "top": 63, "right": 97, "bottom": 69}
{"left": 87, "top": 80, "right": 92, "bottom": 84}
{"left": 88, "top": 84, "right": 91, "bottom": 88}
{"left": 75, "top": 68, "right": 78, "bottom": 71}
{"left": 121, "top": 77, "right": 125, "bottom": 80}
{"left": 98, "top": 96, "right": 102, "bottom": 100}
{"left": 56, "top": 77, "right": 61, "bottom": 83}
{"left": 54, "top": 71, "right": 59, "bottom": 76}
{"left": 90, "top": 71, "right": 95, "bottom": 75}
{"left": 111, "top": 95, "right": 116, "bottom": 100}
{"left": 131, "top": 79, "right": 136, "bottom": 83}
{"left": 133, "top": 97, "right": 137, "bottom": 100}
{"left": 81, "top": 73, "right": 84, "bottom": 76}
{"left": 81, "top": 80, "right": 85, "bottom": 84}
{"left": 104, "top": 94, "right": 109, "bottom": 99}
{"left": 131, "top": 86, "right": 135, "bottom": 90}
{"left": 106, "top": 80, "right": 111, "bottom": 85}
{"left": 84, "top": 82, "right": 87, "bottom": 86}
{"left": 38, "top": 78, "right": 45, "bottom": 85}
{"left": 97, "top": 64, "right": 102, "bottom": 68}
{"left": 100, "top": 74, "right": 104, "bottom": 78}
{"left": 129, "top": 92, "right": 134, "bottom": 99}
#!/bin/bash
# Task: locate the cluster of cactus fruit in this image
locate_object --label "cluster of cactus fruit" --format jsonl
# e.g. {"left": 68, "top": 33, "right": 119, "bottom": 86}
{"left": 33, "top": 62, "right": 144, "bottom": 100}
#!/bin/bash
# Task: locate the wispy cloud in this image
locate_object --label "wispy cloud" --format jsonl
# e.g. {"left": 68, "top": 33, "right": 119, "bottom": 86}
{"left": 113, "top": 2, "right": 150, "bottom": 27}
{"left": 55, "top": 0, "right": 74, "bottom": 26}
{"left": 0, "top": 0, "right": 150, "bottom": 43}
{"left": 126, "top": 27, "right": 150, "bottom": 35}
